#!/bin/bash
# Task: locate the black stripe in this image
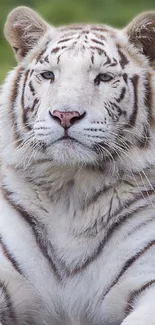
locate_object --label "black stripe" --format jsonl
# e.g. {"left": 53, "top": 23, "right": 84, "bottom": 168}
{"left": 21, "top": 70, "right": 30, "bottom": 128}
{"left": 123, "top": 73, "right": 128, "bottom": 84}
{"left": 90, "top": 46, "right": 105, "bottom": 55}
{"left": 91, "top": 38, "right": 105, "bottom": 46}
{"left": 31, "top": 98, "right": 39, "bottom": 112}
{"left": 125, "top": 217, "right": 155, "bottom": 238}
{"left": 29, "top": 81, "right": 35, "bottom": 96}
{"left": 23, "top": 98, "right": 39, "bottom": 130}
{"left": 93, "top": 33, "right": 106, "bottom": 41}
{"left": 51, "top": 47, "right": 60, "bottom": 54}
{"left": 21, "top": 70, "right": 30, "bottom": 107}
{"left": 101, "top": 50, "right": 111, "bottom": 66}
{"left": 137, "top": 124, "right": 149, "bottom": 148}
{"left": 10, "top": 67, "right": 23, "bottom": 104}
{"left": 58, "top": 38, "right": 73, "bottom": 44}
{"left": 82, "top": 30, "right": 90, "bottom": 35}
{"left": 116, "top": 87, "right": 126, "bottom": 103}
{"left": 111, "top": 102, "right": 122, "bottom": 116}
{"left": 44, "top": 55, "right": 49, "bottom": 63}
{"left": 125, "top": 279, "right": 155, "bottom": 315}
{"left": 0, "top": 282, "right": 17, "bottom": 325}
{"left": 144, "top": 73, "right": 152, "bottom": 123}
{"left": 102, "top": 240, "right": 155, "bottom": 300}
{"left": 91, "top": 54, "right": 94, "bottom": 64}
{"left": 57, "top": 55, "right": 61, "bottom": 64}
{"left": 129, "top": 75, "right": 139, "bottom": 126}
{"left": 0, "top": 236, "right": 22, "bottom": 275}
{"left": 10, "top": 67, "right": 24, "bottom": 145}
{"left": 117, "top": 47, "right": 129, "bottom": 68}
{"left": 91, "top": 27, "right": 111, "bottom": 32}
{"left": 109, "top": 58, "right": 118, "bottom": 67}
{"left": 36, "top": 48, "right": 46, "bottom": 63}
{"left": 58, "top": 32, "right": 77, "bottom": 39}
{"left": 29, "top": 69, "right": 34, "bottom": 77}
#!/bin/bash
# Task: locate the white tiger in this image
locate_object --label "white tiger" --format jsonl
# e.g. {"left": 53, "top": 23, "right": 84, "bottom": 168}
{"left": 1, "top": 5, "right": 155, "bottom": 325}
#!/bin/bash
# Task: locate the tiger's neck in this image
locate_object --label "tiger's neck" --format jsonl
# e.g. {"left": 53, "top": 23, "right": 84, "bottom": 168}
{"left": 1, "top": 162, "right": 155, "bottom": 216}
{"left": 1, "top": 163, "right": 115, "bottom": 210}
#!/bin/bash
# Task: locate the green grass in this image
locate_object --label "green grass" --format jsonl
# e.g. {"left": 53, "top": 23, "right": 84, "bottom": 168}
{"left": 0, "top": 0, "right": 155, "bottom": 83}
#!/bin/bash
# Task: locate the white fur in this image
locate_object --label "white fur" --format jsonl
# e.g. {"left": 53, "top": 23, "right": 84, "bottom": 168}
{"left": 1, "top": 7, "right": 155, "bottom": 325}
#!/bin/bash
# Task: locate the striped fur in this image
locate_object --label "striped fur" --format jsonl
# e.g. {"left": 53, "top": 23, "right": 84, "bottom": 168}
{"left": 1, "top": 6, "right": 155, "bottom": 325}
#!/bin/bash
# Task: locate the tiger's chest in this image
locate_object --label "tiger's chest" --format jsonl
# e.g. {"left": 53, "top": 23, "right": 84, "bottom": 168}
{"left": 1, "top": 184, "right": 155, "bottom": 325}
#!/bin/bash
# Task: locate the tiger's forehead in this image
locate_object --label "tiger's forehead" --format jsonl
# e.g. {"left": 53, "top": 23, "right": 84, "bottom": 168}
{"left": 57, "top": 24, "right": 116, "bottom": 38}
{"left": 56, "top": 24, "right": 117, "bottom": 52}
{"left": 35, "top": 24, "right": 120, "bottom": 68}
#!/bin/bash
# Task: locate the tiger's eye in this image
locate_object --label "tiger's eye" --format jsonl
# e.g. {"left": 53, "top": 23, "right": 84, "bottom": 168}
{"left": 94, "top": 73, "right": 113, "bottom": 85}
{"left": 41, "top": 71, "right": 55, "bottom": 81}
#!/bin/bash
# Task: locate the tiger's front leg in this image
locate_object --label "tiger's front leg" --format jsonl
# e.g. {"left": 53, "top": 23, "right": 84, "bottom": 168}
{"left": 121, "top": 285, "right": 155, "bottom": 325}
{"left": 0, "top": 266, "right": 45, "bottom": 325}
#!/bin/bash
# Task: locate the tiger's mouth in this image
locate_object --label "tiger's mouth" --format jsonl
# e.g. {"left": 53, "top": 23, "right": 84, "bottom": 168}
{"left": 57, "top": 135, "right": 86, "bottom": 147}
{"left": 39, "top": 134, "right": 83, "bottom": 148}
{"left": 41, "top": 134, "right": 93, "bottom": 151}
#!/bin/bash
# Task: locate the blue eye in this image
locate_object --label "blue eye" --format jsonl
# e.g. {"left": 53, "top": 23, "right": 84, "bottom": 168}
{"left": 41, "top": 71, "right": 55, "bottom": 81}
{"left": 94, "top": 73, "right": 113, "bottom": 85}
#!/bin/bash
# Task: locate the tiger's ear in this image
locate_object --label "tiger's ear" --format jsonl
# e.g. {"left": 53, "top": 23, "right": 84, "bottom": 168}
{"left": 4, "top": 6, "right": 50, "bottom": 62}
{"left": 125, "top": 12, "right": 155, "bottom": 65}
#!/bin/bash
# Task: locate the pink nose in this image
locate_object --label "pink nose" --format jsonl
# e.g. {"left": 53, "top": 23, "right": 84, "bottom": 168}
{"left": 50, "top": 110, "right": 84, "bottom": 128}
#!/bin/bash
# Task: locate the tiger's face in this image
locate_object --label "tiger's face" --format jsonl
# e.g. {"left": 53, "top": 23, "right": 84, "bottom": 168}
{"left": 22, "top": 30, "right": 134, "bottom": 165}
{"left": 22, "top": 31, "right": 133, "bottom": 166}
{"left": 2, "top": 7, "right": 155, "bottom": 171}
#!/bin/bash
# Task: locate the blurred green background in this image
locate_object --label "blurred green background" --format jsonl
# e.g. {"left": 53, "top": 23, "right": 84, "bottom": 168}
{"left": 0, "top": 0, "right": 155, "bottom": 83}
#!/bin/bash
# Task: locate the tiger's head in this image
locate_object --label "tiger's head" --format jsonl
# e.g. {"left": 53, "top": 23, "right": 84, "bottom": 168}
{"left": 1, "top": 7, "right": 155, "bottom": 175}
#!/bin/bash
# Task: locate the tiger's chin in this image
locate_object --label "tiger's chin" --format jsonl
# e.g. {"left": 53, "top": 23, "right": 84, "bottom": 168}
{"left": 45, "top": 139, "right": 98, "bottom": 167}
